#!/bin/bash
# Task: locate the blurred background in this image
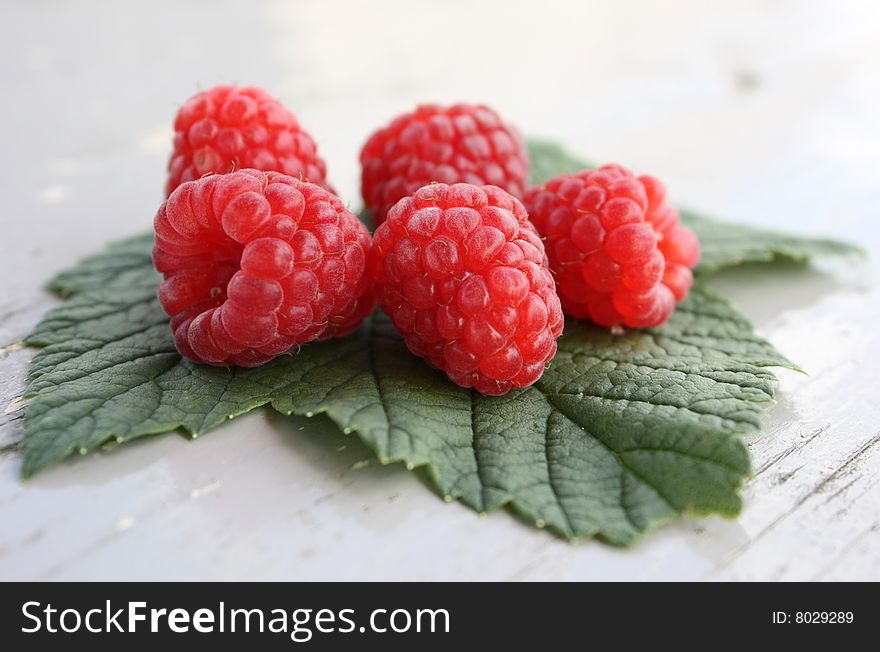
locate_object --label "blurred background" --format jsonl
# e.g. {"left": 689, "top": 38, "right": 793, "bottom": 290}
{"left": 1, "top": 0, "right": 878, "bottom": 580}
{"left": 4, "top": 0, "right": 879, "bottom": 261}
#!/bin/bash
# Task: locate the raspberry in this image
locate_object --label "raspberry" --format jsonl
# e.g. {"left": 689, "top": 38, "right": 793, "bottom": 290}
{"left": 524, "top": 165, "right": 700, "bottom": 329}
{"left": 166, "top": 85, "right": 329, "bottom": 197}
{"left": 360, "top": 104, "right": 528, "bottom": 226}
{"left": 368, "top": 183, "right": 564, "bottom": 396}
{"left": 153, "top": 169, "right": 374, "bottom": 367}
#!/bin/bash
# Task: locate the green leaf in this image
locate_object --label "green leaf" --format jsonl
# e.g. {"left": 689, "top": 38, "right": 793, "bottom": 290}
{"left": 22, "top": 138, "right": 855, "bottom": 543}
{"left": 44, "top": 232, "right": 155, "bottom": 297}
{"left": 527, "top": 140, "right": 862, "bottom": 274}
{"left": 272, "top": 287, "right": 794, "bottom": 544}
{"left": 23, "top": 232, "right": 793, "bottom": 544}
{"left": 676, "top": 210, "right": 863, "bottom": 274}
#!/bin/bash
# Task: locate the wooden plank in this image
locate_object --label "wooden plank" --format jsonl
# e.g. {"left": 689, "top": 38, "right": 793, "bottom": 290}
{"left": 1, "top": 0, "right": 878, "bottom": 581}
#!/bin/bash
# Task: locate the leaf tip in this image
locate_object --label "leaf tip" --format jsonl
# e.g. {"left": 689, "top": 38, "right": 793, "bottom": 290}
{"left": 19, "top": 452, "right": 42, "bottom": 481}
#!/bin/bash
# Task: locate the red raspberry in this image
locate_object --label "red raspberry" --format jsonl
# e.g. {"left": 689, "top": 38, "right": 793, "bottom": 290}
{"left": 153, "top": 169, "right": 374, "bottom": 367}
{"left": 166, "top": 85, "right": 329, "bottom": 197}
{"left": 524, "top": 165, "right": 700, "bottom": 329}
{"left": 368, "top": 183, "right": 563, "bottom": 396}
{"left": 360, "top": 104, "right": 528, "bottom": 226}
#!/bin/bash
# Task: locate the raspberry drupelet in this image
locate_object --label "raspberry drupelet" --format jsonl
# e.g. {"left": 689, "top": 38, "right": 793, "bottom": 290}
{"left": 368, "top": 182, "right": 564, "bottom": 396}
{"left": 166, "top": 85, "right": 329, "bottom": 197}
{"left": 153, "top": 169, "right": 374, "bottom": 367}
{"left": 524, "top": 165, "right": 700, "bottom": 329}
{"left": 360, "top": 104, "right": 528, "bottom": 226}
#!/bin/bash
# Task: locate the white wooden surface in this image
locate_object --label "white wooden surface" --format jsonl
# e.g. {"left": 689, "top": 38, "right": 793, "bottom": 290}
{"left": 1, "top": 0, "right": 878, "bottom": 581}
